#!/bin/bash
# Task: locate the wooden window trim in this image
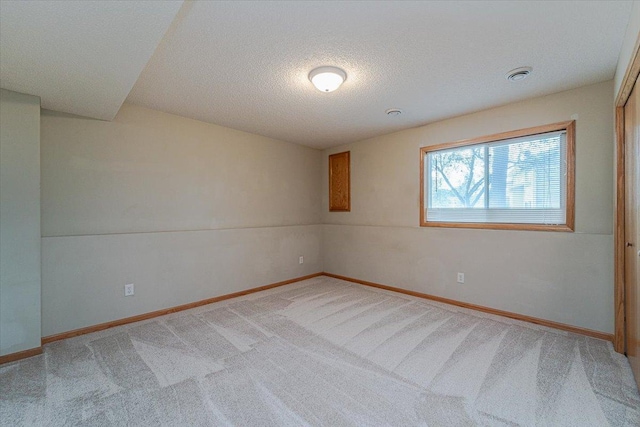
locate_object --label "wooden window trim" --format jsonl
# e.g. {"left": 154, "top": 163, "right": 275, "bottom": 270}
{"left": 329, "top": 151, "right": 351, "bottom": 212}
{"left": 420, "top": 121, "right": 576, "bottom": 232}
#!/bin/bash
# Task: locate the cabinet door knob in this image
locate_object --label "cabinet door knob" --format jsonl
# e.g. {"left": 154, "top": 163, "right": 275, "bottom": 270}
{"left": 627, "top": 242, "right": 634, "bottom": 247}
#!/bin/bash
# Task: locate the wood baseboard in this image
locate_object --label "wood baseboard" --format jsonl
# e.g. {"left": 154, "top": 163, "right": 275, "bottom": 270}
{"left": 41, "top": 272, "right": 323, "bottom": 345}
{"left": 0, "top": 346, "right": 43, "bottom": 365}
{"left": 38, "top": 271, "right": 612, "bottom": 348}
{"left": 322, "top": 272, "right": 614, "bottom": 342}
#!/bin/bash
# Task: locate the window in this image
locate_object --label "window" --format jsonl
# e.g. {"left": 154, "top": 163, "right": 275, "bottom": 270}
{"left": 420, "top": 121, "right": 575, "bottom": 231}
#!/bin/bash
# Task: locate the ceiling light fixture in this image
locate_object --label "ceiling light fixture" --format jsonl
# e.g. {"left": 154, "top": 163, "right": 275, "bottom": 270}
{"left": 309, "top": 66, "right": 347, "bottom": 92}
{"left": 506, "top": 66, "right": 533, "bottom": 82}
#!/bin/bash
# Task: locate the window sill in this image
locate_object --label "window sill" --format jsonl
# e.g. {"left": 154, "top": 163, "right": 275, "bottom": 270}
{"left": 420, "top": 221, "right": 574, "bottom": 232}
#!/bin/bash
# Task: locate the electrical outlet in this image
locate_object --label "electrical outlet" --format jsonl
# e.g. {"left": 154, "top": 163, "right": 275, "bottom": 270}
{"left": 299, "top": 256, "right": 304, "bottom": 264}
{"left": 124, "top": 283, "right": 135, "bottom": 296}
{"left": 457, "top": 273, "right": 465, "bottom": 284}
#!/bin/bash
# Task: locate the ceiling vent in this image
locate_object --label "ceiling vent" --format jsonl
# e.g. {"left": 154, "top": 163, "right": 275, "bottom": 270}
{"left": 506, "top": 67, "right": 532, "bottom": 82}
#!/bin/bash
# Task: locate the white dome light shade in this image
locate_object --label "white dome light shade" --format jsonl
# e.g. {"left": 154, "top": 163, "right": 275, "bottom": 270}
{"left": 309, "top": 66, "right": 347, "bottom": 92}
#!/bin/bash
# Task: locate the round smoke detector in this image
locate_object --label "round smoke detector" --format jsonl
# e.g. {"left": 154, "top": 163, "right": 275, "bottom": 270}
{"left": 506, "top": 67, "right": 532, "bottom": 82}
{"left": 386, "top": 108, "right": 403, "bottom": 116}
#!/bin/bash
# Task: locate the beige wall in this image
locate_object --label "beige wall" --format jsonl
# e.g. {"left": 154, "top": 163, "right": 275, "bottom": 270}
{"left": 42, "top": 105, "right": 321, "bottom": 236}
{"left": 35, "top": 81, "right": 618, "bottom": 337}
{"left": 0, "top": 89, "right": 41, "bottom": 355}
{"left": 322, "top": 81, "right": 615, "bottom": 333}
{"left": 41, "top": 104, "right": 322, "bottom": 336}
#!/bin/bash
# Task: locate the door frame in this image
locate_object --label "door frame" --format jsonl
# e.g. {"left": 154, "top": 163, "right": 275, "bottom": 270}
{"left": 614, "top": 34, "right": 640, "bottom": 353}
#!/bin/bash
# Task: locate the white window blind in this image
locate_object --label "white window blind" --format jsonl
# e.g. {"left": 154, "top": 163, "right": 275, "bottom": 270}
{"left": 425, "top": 130, "right": 567, "bottom": 225}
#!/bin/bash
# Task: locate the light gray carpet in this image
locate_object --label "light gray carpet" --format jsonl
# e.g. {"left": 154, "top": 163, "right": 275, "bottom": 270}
{"left": 1, "top": 276, "right": 639, "bottom": 426}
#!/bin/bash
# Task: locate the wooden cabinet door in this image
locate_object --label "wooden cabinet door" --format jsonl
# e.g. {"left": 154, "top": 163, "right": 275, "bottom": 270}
{"left": 329, "top": 151, "right": 350, "bottom": 211}
{"left": 625, "top": 80, "right": 640, "bottom": 387}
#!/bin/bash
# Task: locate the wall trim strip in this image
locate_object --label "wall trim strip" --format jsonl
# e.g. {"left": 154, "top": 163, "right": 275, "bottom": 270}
{"left": 41, "top": 272, "right": 323, "bottom": 346}
{"left": 323, "top": 272, "right": 614, "bottom": 342}
{"left": 0, "top": 346, "right": 43, "bottom": 365}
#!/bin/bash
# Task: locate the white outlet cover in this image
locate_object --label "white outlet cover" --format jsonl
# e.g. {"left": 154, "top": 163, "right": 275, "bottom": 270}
{"left": 457, "top": 273, "right": 465, "bottom": 284}
{"left": 299, "top": 256, "right": 304, "bottom": 264}
{"left": 125, "top": 283, "right": 135, "bottom": 296}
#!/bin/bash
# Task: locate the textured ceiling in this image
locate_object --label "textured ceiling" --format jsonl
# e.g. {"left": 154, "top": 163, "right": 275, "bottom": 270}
{"left": 0, "top": 1, "right": 633, "bottom": 148}
{"left": 127, "top": 1, "right": 632, "bottom": 148}
{"left": 0, "top": 0, "right": 183, "bottom": 120}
